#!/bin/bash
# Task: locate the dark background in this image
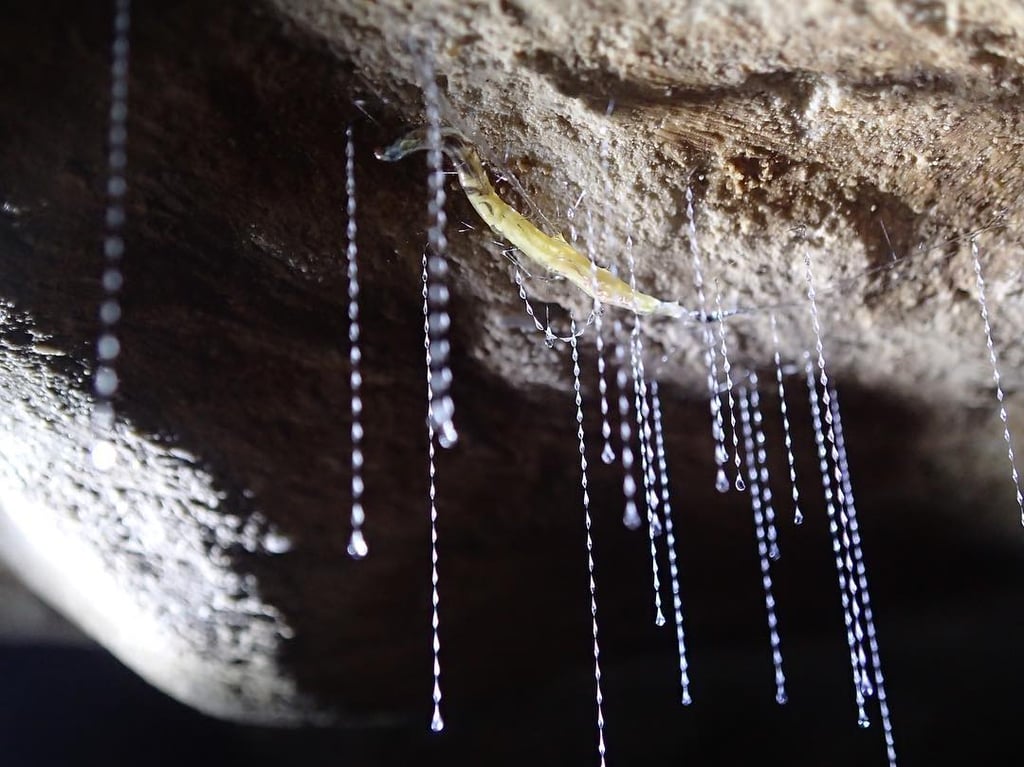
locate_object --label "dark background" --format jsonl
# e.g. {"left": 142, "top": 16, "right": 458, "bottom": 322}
{"left": 2, "top": 522, "right": 1023, "bottom": 767}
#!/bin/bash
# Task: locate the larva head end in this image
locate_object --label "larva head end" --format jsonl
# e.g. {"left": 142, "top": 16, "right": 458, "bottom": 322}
{"left": 374, "top": 142, "right": 408, "bottom": 162}
{"left": 375, "top": 126, "right": 469, "bottom": 163}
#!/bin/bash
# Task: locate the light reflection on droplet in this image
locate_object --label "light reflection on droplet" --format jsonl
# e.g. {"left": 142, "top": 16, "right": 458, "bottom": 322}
{"left": 90, "top": 440, "right": 118, "bottom": 472}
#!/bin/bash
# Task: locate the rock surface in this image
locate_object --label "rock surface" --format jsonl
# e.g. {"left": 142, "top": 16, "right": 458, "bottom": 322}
{"left": 1, "top": 0, "right": 1023, "bottom": 764}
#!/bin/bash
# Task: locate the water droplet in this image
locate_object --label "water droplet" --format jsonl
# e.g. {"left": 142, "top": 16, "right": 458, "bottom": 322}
{"left": 346, "top": 530, "right": 368, "bottom": 559}
{"left": 601, "top": 442, "right": 615, "bottom": 464}
{"left": 103, "top": 236, "right": 124, "bottom": 259}
{"left": 107, "top": 175, "right": 127, "bottom": 197}
{"left": 352, "top": 506, "right": 367, "bottom": 532}
{"left": 97, "top": 333, "right": 120, "bottom": 361}
{"left": 734, "top": 475, "right": 746, "bottom": 492}
{"left": 93, "top": 401, "right": 115, "bottom": 430}
{"left": 102, "top": 267, "right": 123, "bottom": 292}
{"left": 105, "top": 205, "right": 125, "bottom": 229}
{"left": 860, "top": 675, "right": 876, "bottom": 698}
{"left": 430, "top": 709, "right": 445, "bottom": 733}
{"left": 262, "top": 530, "right": 293, "bottom": 555}
{"left": 100, "top": 299, "right": 121, "bottom": 325}
{"left": 438, "top": 421, "right": 458, "bottom": 449}
{"left": 623, "top": 501, "right": 641, "bottom": 530}
{"left": 428, "top": 312, "right": 451, "bottom": 334}
{"left": 715, "top": 468, "right": 729, "bottom": 493}
{"left": 429, "top": 339, "right": 451, "bottom": 363}
{"left": 94, "top": 366, "right": 119, "bottom": 398}
{"left": 623, "top": 474, "right": 636, "bottom": 497}
{"left": 90, "top": 439, "right": 118, "bottom": 472}
{"left": 651, "top": 512, "right": 663, "bottom": 537}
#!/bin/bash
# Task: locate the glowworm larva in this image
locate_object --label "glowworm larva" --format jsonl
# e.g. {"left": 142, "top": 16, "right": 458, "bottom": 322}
{"left": 377, "top": 127, "right": 689, "bottom": 318}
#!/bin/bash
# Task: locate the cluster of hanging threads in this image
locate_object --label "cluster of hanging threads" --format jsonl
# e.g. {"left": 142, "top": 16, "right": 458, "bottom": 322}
{"left": 969, "top": 238, "right": 1024, "bottom": 526}
{"left": 748, "top": 373, "right": 781, "bottom": 561}
{"left": 829, "top": 386, "right": 898, "bottom": 766}
{"left": 803, "top": 353, "right": 869, "bottom": 723}
{"left": 684, "top": 186, "right": 733, "bottom": 492}
{"left": 344, "top": 126, "right": 368, "bottom": 560}
{"left": 715, "top": 287, "right": 742, "bottom": 492}
{"left": 622, "top": 235, "right": 666, "bottom": 626}
{"left": 802, "top": 245, "right": 874, "bottom": 730}
{"left": 91, "top": 0, "right": 132, "bottom": 472}
{"left": 361, "top": 82, "right": 923, "bottom": 764}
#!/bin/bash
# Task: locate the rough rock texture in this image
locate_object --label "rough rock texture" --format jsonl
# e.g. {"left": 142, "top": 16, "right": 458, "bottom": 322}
{"left": 2, "top": 0, "right": 1024, "bottom": 764}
